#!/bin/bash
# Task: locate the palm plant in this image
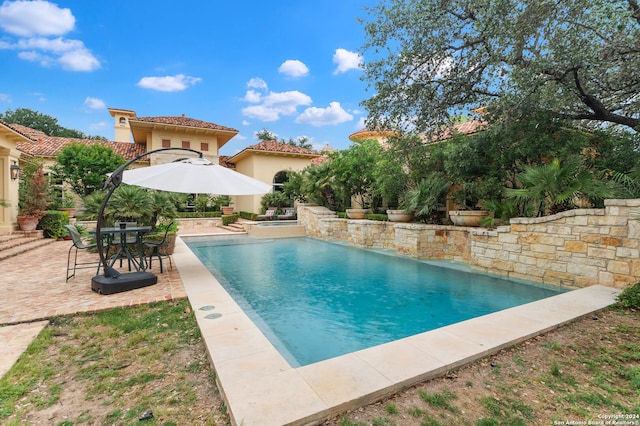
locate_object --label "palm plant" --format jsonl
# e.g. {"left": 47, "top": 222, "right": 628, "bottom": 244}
{"left": 402, "top": 172, "right": 450, "bottom": 223}
{"left": 506, "top": 156, "right": 620, "bottom": 217}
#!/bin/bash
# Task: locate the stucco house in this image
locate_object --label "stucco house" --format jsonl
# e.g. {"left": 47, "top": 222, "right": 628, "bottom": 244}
{"left": 223, "top": 140, "right": 323, "bottom": 213}
{"left": 0, "top": 108, "right": 322, "bottom": 231}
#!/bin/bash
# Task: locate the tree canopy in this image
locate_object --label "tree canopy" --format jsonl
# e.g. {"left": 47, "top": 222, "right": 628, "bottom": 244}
{"left": 1, "top": 108, "right": 107, "bottom": 140}
{"left": 52, "top": 143, "right": 126, "bottom": 197}
{"left": 255, "top": 128, "right": 313, "bottom": 149}
{"left": 359, "top": 0, "right": 640, "bottom": 133}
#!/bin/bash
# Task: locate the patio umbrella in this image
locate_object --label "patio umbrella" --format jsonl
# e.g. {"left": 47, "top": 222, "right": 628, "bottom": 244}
{"left": 118, "top": 157, "right": 272, "bottom": 195}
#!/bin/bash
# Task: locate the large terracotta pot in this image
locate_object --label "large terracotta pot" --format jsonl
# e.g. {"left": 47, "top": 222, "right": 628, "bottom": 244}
{"left": 346, "top": 208, "right": 369, "bottom": 219}
{"left": 59, "top": 208, "right": 76, "bottom": 218}
{"left": 17, "top": 215, "right": 40, "bottom": 231}
{"left": 386, "top": 209, "right": 414, "bottom": 222}
{"left": 449, "top": 210, "right": 489, "bottom": 227}
{"left": 221, "top": 206, "right": 235, "bottom": 215}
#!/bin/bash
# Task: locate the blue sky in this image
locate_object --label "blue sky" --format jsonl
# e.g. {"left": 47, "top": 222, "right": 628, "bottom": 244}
{"left": 0, "top": 0, "right": 376, "bottom": 155}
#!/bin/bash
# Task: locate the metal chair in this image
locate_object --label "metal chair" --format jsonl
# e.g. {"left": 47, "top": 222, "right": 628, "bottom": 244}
{"left": 143, "top": 223, "right": 174, "bottom": 273}
{"left": 64, "top": 225, "right": 100, "bottom": 281}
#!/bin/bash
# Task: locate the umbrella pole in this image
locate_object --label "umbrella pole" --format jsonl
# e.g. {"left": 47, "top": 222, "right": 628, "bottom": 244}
{"left": 91, "top": 148, "right": 203, "bottom": 294}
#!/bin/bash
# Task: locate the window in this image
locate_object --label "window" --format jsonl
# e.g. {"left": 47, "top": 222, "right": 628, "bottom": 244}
{"left": 273, "top": 171, "right": 288, "bottom": 192}
{"left": 119, "top": 117, "right": 127, "bottom": 124}
{"left": 182, "top": 141, "right": 190, "bottom": 149}
{"left": 162, "top": 139, "right": 171, "bottom": 148}
{"left": 200, "top": 142, "right": 209, "bottom": 151}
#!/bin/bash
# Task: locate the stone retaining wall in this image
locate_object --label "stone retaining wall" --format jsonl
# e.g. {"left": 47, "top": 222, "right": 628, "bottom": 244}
{"left": 298, "top": 200, "right": 640, "bottom": 289}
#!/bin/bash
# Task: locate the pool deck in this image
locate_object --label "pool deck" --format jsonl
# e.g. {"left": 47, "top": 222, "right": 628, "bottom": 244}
{"left": 173, "top": 237, "right": 622, "bottom": 426}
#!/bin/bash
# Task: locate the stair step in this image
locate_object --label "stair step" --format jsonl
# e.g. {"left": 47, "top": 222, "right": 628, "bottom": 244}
{"left": 217, "top": 224, "right": 246, "bottom": 233}
{"left": 0, "top": 238, "right": 56, "bottom": 261}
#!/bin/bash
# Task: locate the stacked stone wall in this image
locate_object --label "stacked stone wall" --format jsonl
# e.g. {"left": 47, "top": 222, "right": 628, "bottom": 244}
{"left": 298, "top": 200, "right": 640, "bottom": 289}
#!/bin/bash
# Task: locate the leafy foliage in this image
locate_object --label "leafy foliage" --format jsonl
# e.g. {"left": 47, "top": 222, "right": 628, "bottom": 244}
{"left": 53, "top": 143, "right": 126, "bottom": 196}
{"left": 328, "top": 139, "right": 382, "bottom": 208}
{"left": 18, "top": 159, "right": 50, "bottom": 219}
{"left": 506, "top": 156, "right": 621, "bottom": 216}
{"left": 402, "top": 173, "right": 450, "bottom": 223}
{"left": 260, "top": 191, "right": 291, "bottom": 212}
{"left": 256, "top": 128, "right": 313, "bottom": 149}
{"left": 37, "top": 211, "right": 69, "bottom": 239}
{"left": 617, "top": 282, "right": 640, "bottom": 309}
{"left": 360, "top": 0, "right": 640, "bottom": 133}
{"left": 0, "top": 107, "right": 107, "bottom": 139}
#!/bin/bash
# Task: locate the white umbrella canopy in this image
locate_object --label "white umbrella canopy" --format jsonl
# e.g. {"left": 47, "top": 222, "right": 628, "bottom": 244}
{"left": 119, "top": 157, "right": 272, "bottom": 195}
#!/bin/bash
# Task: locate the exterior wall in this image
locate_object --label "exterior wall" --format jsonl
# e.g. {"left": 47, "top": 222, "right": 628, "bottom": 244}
{"left": 0, "top": 138, "right": 24, "bottom": 232}
{"left": 234, "top": 154, "right": 315, "bottom": 214}
{"left": 299, "top": 200, "right": 640, "bottom": 289}
{"left": 149, "top": 131, "right": 219, "bottom": 165}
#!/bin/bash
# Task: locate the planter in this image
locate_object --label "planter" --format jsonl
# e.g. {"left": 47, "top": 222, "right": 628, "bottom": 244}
{"left": 221, "top": 206, "right": 235, "bottom": 215}
{"left": 346, "top": 208, "right": 370, "bottom": 219}
{"left": 59, "top": 208, "right": 76, "bottom": 218}
{"left": 17, "top": 215, "right": 40, "bottom": 231}
{"left": 386, "top": 209, "right": 414, "bottom": 223}
{"left": 449, "top": 210, "right": 489, "bottom": 227}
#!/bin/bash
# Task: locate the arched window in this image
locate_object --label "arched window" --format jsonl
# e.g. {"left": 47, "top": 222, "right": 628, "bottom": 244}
{"left": 119, "top": 117, "right": 127, "bottom": 124}
{"left": 273, "top": 171, "right": 288, "bottom": 192}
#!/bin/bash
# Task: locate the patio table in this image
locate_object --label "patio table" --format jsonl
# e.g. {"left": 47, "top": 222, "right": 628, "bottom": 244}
{"left": 92, "top": 226, "right": 152, "bottom": 272}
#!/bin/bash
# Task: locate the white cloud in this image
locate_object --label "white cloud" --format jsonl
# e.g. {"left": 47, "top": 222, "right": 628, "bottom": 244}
{"left": 0, "top": 2, "right": 100, "bottom": 71}
{"left": 296, "top": 101, "right": 353, "bottom": 127}
{"left": 333, "top": 48, "right": 362, "bottom": 74}
{"left": 242, "top": 90, "right": 312, "bottom": 122}
{"left": 242, "top": 89, "right": 262, "bottom": 103}
{"left": 89, "top": 121, "right": 108, "bottom": 131}
{"left": 355, "top": 116, "right": 366, "bottom": 129}
{"left": 137, "top": 74, "right": 202, "bottom": 92}
{"left": 0, "top": 0, "right": 74, "bottom": 37}
{"left": 0, "top": 93, "right": 11, "bottom": 102}
{"left": 247, "top": 77, "right": 268, "bottom": 90}
{"left": 278, "top": 59, "right": 309, "bottom": 77}
{"left": 84, "top": 97, "right": 105, "bottom": 110}
{"left": 241, "top": 120, "right": 250, "bottom": 126}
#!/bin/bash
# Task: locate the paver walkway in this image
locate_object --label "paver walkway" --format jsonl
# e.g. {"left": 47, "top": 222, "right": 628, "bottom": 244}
{"left": 0, "top": 227, "right": 234, "bottom": 377}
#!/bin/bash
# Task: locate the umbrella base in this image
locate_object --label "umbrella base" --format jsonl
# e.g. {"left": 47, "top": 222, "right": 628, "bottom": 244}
{"left": 91, "top": 272, "right": 158, "bottom": 295}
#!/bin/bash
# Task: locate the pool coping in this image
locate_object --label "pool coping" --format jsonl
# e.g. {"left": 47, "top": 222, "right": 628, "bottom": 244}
{"left": 173, "top": 236, "right": 622, "bottom": 426}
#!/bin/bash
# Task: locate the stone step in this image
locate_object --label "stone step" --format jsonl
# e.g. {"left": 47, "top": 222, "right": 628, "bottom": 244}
{"left": 0, "top": 238, "right": 56, "bottom": 261}
{"left": 217, "top": 223, "right": 247, "bottom": 233}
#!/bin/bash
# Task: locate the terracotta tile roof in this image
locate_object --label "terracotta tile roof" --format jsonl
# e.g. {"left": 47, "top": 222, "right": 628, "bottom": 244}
{"left": 10, "top": 123, "right": 148, "bottom": 160}
{"left": 130, "top": 115, "right": 238, "bottom": 133}
{"left": 3, "top": 122, "right": 47, "bottom": 140}
{"left": 228, "top": 140, "right": 321, "bottom": 164}
{"left": 349, "top": 127, "right": 400, "bottom": 142}
{"left": 218, "top": 155, "right": 235, "bottom": 169}
{"left": 244, "top": 140, "right": 320, "bottom": 155}
{"left": 421, "top": 119, "right": 486, "bottom": 144}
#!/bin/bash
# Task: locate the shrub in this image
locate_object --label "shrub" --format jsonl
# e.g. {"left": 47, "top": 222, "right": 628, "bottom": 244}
{"left": 175, "top": 211, "right": 221, "bottom": 218}
{"left": 617, "top": 282, "right": 640, "bottom": 309}
{"left": 239, "top": 211, "right": 258, "bottom": 221}
{"left": 38, "top": 210, "right": 69, "bottom": 239}
{"left": 222, "top": 214, "right": 239, "bottom": 226}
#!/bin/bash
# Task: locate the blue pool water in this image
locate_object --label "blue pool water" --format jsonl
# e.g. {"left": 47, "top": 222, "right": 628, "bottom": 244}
{"left": 184, "top": 236, "right": 566, "bottom": 366}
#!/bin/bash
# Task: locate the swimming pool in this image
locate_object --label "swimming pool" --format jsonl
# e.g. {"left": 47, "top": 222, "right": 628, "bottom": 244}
{"left": 184, "top": 235, "right": 566, "bottom": 367}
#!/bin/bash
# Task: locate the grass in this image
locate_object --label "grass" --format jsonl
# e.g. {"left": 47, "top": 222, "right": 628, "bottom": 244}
{"left": 326, "top": 306, "right": 640, "bottom": 426}
{"left": 0, "top": 300, "right": 228, "bottom": 425}
{"left": 1, "top": 300, "right": 639, "bottom": 425}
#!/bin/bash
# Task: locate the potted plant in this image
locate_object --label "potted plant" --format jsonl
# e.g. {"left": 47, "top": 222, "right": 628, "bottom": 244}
{"left": 448, "top": 182, "right": 491, "bottom": 227}
{"left": 402, "top": 173, "right": 450, "bottom": 224}
{"left": 58, "top": 192, "right": 77, "bottom": 218}
{"left": 17, "top": 161, "right": 50, "bottom": 231}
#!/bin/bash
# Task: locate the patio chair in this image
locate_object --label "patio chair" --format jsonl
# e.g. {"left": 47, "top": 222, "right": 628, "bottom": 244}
{"left": 277, "top": 208, "right": 296, "bottom": 220}
{"left": 143, "top": 223, "right": 174, "bottom": 273}
{"left": 64, "top": 224, "right": 101, "bottom": 281}
{"left": 257, "top": 208, "right": 277, "bottom": 220}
